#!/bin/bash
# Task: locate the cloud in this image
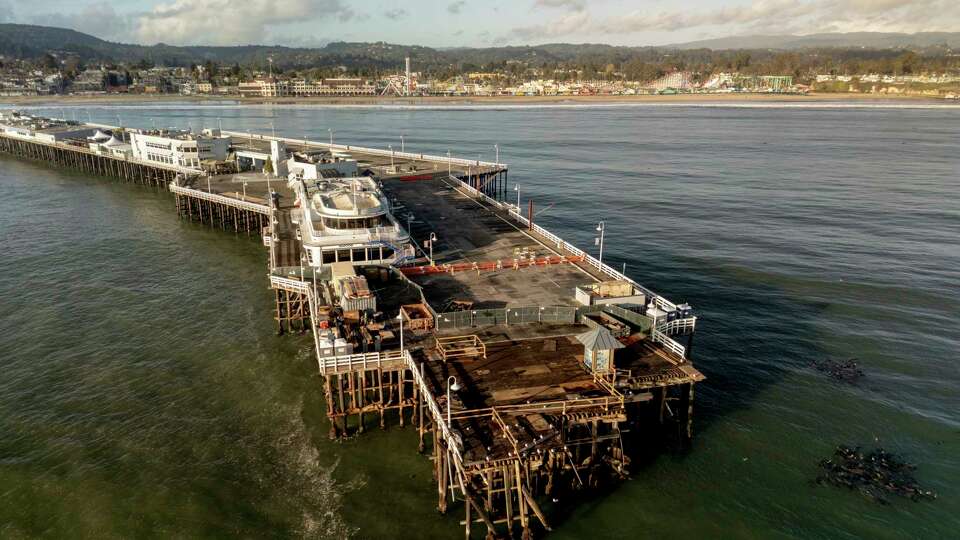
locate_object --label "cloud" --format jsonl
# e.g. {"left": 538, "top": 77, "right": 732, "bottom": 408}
{"left": 0, "top": 1, "right": 14, "bottom": 23}
{"left": 508, "top": 10, "right": 591, "bottom": 40}
{"left": 508, "top": 0, "right": 960, "bottom": 42}
{"left": 533, "top": 0, "right": 587, "bottom": 11}
{"left": 29, "top": 2, "right": 134, "bottom": 41}
{"left": 384, "top": 7, "right": 409, "bottom": 19}
{"left": 448, "top": 1, "right": 467, "bottom": 14}
{"left": 134, "top": 0, "right": 355, "bottom": 45}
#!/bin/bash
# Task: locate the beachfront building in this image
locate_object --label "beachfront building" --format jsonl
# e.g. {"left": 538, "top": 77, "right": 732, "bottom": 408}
{"left": 239, "top": 78, "right": 290, "bottom": 97}
{"left": 129, "top": 129, "right": 230, "bottom": 169}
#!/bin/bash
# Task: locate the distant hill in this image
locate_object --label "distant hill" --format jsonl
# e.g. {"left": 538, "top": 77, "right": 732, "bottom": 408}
{"left": 0, "top": 24, "right": 439, "bottom": 68}
{"left": 0, "top": 23, "right": 955, "bottom": 74}
{"left": 669, "top": 32, "right": 960, "bottom": 50}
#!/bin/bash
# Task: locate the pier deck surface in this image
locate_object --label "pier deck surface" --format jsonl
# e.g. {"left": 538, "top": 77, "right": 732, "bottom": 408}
{"left": 383, "top": 177, "right": 596, "bottom": 310}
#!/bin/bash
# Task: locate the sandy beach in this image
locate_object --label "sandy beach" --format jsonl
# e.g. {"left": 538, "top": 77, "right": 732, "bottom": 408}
{"left": 1, "top": 92, "right": 952, "bottom": 107}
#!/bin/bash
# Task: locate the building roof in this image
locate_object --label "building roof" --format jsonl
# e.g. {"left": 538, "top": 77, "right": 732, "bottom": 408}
{"left": 103, "top": 136, "right": 128, "bottom": 147}
{"left": 576, "top": 326, "right": 624, "bottom": 350}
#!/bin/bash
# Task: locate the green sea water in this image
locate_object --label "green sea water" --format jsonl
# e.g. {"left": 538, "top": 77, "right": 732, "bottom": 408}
{"left": 1, "top": 102, "right": 958, "bottom": 538}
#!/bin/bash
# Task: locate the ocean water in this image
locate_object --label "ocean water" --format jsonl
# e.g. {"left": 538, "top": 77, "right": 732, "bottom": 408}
{"left": 1, "top": 101, "right": 958, "bottom": 538}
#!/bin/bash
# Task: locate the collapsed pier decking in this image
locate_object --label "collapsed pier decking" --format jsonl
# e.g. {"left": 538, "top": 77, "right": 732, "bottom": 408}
{"left": 0, "top": 110, "right": 703, "bottom": 539}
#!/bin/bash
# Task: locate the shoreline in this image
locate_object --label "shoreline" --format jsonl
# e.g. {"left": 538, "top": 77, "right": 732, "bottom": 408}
{"left": 2, "top": 92, "right": 953, "bottom": 107}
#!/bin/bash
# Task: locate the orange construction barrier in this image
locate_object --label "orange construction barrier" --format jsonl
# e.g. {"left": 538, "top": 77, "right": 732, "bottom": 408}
{"left": 399, "top": 255, "right": 584, "bottom": 276}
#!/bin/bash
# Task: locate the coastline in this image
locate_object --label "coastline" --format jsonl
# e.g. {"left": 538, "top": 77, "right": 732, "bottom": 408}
{"left": 1, "top": 91, "right": 952, "bottom": 107}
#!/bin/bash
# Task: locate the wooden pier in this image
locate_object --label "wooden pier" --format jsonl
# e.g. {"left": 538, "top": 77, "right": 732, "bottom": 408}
{"left": 4, "top": 114, "right": 704, "bottom": 538}
{"left": 0, "top": 131, "right": 190, "bottom": 187}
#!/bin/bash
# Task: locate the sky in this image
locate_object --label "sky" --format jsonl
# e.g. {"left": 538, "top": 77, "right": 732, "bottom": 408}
{"left": 0, "top": 0, "right": 956, "bottom": 48}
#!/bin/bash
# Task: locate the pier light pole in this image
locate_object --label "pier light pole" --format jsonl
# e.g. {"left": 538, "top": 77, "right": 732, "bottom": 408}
{"left": 270, "top": 121, "right": 276, "bottom": 138}
{"left": 595, "top": 221, "right": 605, "bottom": 268}
{"left": 389, "top": 144, "right": 395, "bottom": 169}
{"left": 328, "top": 128, "right": 333, "bottom": 145}
{"left": 495, "top": 144, "right": 499, "bottom": 166}
{"left": 447, "top": 150, "right": 451, "bottom": 176}
{"left": 396, "top": 312, "right": 404, "bottom": 352}
{"left": 428, "top": 232, "right": 437, "bottom": 266}
{"left": 400, "top": 133, "right": 405, "bottom": 153}
{"left": 218, "top": 117, "right": 222, "bottom": 132}
{"left": 514, "top": 183, "right": 520, "bottom": 212}
{"left": 446, "top": 376, "right": 461, "bottom": 428}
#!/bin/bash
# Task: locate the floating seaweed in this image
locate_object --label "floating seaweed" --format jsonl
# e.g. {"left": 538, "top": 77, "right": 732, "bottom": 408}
{"left": 816, "top": 445, "right": 937, "bottom": 504}
{"left": 811, "top": 357, "right": 864, "bottom": 382}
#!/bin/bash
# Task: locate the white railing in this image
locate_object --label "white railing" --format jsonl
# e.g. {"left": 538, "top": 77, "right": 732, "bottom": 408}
{"left": 169, "top": 183, "right": 271, "bottom": 214}
{"left": 221, "top": 130, "right": 506, "bottom": 170}
{"left": 316, "top": 349, "right": 407, "bottom": 374}
{"left": 651, "top": 328, "right": 687, "bottom": 358}
{"left": 301, "top": 220, "right": 406, "bottom": 244}
{"left": 404, "top": 352, "right": 467, "bottom": 481}
{"left": 658, "top": 316, "right": 697, "bottom": 336}
{"left": 269, "top": 275, "right": 311, "bottom": 294}
{"left": 269, "top": 274, "right": 328, "bottom": 371}
{"left": 442, "top": 171, "right": 682, "bottom": 313}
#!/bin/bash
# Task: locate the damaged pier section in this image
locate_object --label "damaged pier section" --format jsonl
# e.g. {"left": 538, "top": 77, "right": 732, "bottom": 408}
{"left": 274, "top": 171, "right": 704, "bottom": 537}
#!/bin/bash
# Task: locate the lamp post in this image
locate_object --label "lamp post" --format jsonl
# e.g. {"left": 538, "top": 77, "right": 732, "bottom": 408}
{"left": 446, "top": 376, "right": 461, "bottom": 428}
{"left": 494, "top": 144, "right": 499, "bottom": 166}
{"left": 595, "top": 221, "right": 605, "bottom": 267}
{"left": 389, "top": 144, "right": 394, "bottom": 169}
{"left": 270, "top": 121, "right": 276, "bottom": 138}
{"left": 514, "top": 183, "right": 520, "bottom": 212}
{"left": 400, "top": 133, "right": 405, "bottom": 153}
{"left": 396, "top": 312, "right": 404, "bottom": 352}
{"left": 428, "top": 232, "right": 437, "bottom": 266}
{"left": 328, "top": 128, "right": 333, "bottom": 145}
{"left": 447, "top": 150, "right": 451, "bottom": 176}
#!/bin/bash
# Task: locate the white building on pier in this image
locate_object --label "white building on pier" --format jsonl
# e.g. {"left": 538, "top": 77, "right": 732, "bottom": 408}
{"left": 289, "top": 176, "right": 414, "bottom": 268}
{"left": 129, "top": 128, "right": 230, "bottom": 169}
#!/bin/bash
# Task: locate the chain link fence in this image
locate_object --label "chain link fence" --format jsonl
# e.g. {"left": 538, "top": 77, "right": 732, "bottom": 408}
{"left": 434, "top": 305, "right": 577, "bottom": 331}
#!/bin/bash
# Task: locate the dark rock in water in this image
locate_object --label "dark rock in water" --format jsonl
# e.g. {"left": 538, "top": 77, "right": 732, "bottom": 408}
{"left": 816, "top": 445, "right": 937, "bottom": 504}
{"left": 811, "top": 358, "right": 864, "bottom": 382}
